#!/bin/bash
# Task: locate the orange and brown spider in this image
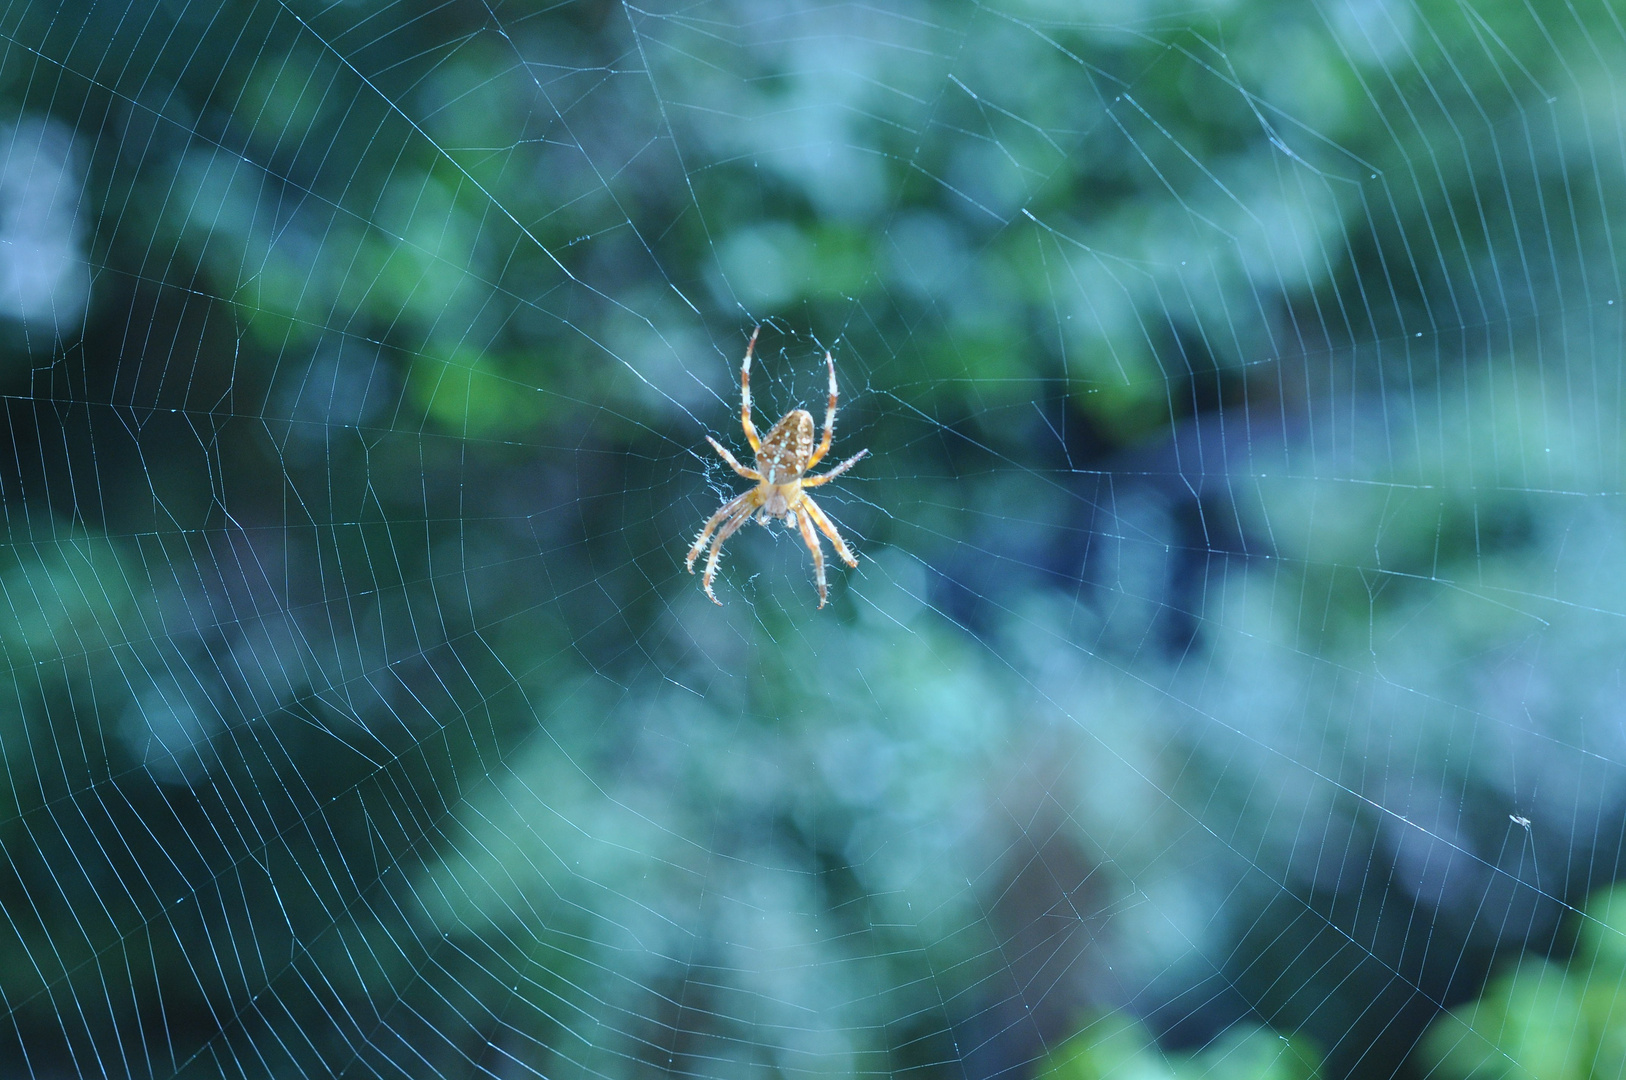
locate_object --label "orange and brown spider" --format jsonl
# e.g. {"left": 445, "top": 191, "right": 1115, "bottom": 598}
{"left": 686, "top": 326, "right": 869, "bottom": 608}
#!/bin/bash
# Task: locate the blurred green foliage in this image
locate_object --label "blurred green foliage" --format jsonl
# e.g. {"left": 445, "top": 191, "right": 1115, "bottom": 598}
{"left": 1041, "top": 1014, "right": 1322, "bottom": 1080}
{"left": 1418, "top": 885, "right": 1626, "bottom": 1080}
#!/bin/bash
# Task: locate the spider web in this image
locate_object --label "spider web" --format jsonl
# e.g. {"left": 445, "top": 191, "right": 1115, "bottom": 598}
{"left": 0, "top": 0, "right": 1622, "bottom": 1078}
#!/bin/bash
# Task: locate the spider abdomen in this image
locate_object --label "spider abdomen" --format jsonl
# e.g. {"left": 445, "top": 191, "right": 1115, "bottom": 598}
{"left": 756, "top": 409, "right": 815, "bottom": 482}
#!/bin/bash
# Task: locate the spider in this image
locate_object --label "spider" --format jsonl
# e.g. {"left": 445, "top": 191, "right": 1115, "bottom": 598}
{"left": 686, "top": 327, "right": 868, "bottom": 608}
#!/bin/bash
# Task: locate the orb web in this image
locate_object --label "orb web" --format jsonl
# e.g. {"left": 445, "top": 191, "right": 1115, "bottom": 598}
{"left": 0, "top": 2, "right": 1622, "bottom": 1079}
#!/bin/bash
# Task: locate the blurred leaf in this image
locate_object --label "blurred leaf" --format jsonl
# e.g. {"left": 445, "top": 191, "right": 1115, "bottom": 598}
{"left": 408, "top": 345, "right": 549, "bottom": 437}
{"left": 1042, "top": 1014, "right": 1322, "bottom": 1080}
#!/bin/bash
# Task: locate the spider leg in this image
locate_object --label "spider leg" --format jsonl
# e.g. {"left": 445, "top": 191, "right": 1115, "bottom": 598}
{"left": 794, "top": 507, "right": 829, "bottom": 608}
{"left": 687, "top": 490, "right": 754, "bottom": 573}
{"left": 700, "top": 500, "right": 759, "bottom": 605}
{"left": 740, "top": 326, "right": 763, "bottom": 454}
{"left": 801, "top": 494, "right": 858, "bottom": 568}
{"left": 804, "top": 351, "right": 839, "bottom": 470}
{"left": 706, "top": 436, "right": 761, "bottom": 480}
{"left": 801, "top": 448, "right": 868, "bottom": 488}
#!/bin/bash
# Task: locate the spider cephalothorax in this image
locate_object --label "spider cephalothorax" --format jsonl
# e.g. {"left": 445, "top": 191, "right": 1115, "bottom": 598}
{"left": 686, "top": 327, "right": 868, "bottom": 608}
